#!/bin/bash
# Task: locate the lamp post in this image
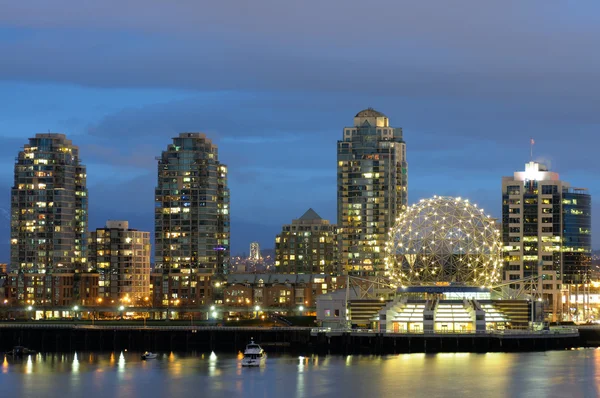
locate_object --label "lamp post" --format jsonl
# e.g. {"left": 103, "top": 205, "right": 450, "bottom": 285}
{"left": 254, "top": 305, "right": 261, "bottom": 319}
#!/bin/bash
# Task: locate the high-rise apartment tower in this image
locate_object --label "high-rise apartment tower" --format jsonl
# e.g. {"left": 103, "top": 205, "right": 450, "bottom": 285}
{"left": 337, "top": 109, "right": 408, "bottom": 276}
{"left": 154, "top": 133, "right": 230, "bottom": 304}
{"left": 9, "top": 133, "right": 90, "bottom": 306}
{"left": 11, "top": 133, "right": 88, "bottom": 273}
{"left": 502, "top": 161, "right": 591, "bottom": 318}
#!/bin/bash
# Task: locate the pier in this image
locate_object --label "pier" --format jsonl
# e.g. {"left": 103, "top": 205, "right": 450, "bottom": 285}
{"left": 0, "top": 323, "right": 585, "bottom": 355}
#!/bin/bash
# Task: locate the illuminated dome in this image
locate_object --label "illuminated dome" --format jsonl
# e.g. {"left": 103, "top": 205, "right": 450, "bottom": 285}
{"left": 385, "top": 196, "right": 501, "bottom": 287}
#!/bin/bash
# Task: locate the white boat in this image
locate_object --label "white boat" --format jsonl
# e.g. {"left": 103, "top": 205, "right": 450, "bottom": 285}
{"left": 241, "top": 340, "right": 266, "bottom": 367}
{"left": 141, "top": 352, "right": 157, "bottom": 360}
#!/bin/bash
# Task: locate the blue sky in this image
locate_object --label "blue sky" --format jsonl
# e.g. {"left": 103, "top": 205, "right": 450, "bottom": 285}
{"left": 1, "top": 0, "right": 600, "bottom": 259}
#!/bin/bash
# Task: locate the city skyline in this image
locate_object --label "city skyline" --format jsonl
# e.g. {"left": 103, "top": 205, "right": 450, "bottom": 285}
{"left": 2, "top": 2, "right": 600, "bottom": 260}
{"left": 1, "top": 120, "right": 598, "bottom": 263}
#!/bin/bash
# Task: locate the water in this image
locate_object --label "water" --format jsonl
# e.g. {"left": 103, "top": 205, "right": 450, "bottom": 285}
{"left": 2, "top": 350, "right": 600, "bottom": 397}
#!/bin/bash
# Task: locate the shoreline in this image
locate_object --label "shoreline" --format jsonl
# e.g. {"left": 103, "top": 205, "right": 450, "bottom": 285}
{"left": 0, "top": 324, "right": 592, "bottom": 355}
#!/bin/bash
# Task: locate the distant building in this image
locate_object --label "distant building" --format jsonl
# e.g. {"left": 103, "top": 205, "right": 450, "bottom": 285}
{"left": 250, "top": 242, "right": 261, "bottom": 261}
{"left": 275, "top": 209, "right": 337, "bottom": 274}
{"left": 9, "top": 133, "right": 89, "bottom": 306}
{"left": 154, "top": 133, "right": 230, "bottom": 305}
{"left": 0, "top": 264, "right": 7, "bottom": 274}
{"left": 502, "top": 161, "right": 592, "bottom": 319}
{"left": 337, "top": 109, "right": 408, "bottom": 276}
{"left": 89, "top": 220, "right": 151, "bottom": 303}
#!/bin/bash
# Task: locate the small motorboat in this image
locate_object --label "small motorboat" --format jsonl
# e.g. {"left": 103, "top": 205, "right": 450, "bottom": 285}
{"left": 141, "top": 352, "right": 157, "bottom": 360}
{"left": 241, "top": 339, "right": 266, "bottom": 367}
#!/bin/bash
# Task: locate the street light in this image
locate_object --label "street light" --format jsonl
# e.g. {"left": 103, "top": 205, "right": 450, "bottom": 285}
{"left": 210, "top": 305, "right": 215, "bottom": 311}
{"left": 119, "top": 305, "right": 125, "bottom": 311}
{"left": 27, "top": 306, "right": 33, "bottom": 311}
{"left": 73, "top": 305, "right": 79, "bottom": 311}
{"left": 299, "top": 306, "right": 304, "bottom": 312}
{"left": 254, "top": 305, "right": 261, "bottom": 312}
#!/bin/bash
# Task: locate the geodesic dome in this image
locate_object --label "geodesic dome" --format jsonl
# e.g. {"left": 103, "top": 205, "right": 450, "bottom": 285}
{"left": 385, "top": 196, "right": 501, "bottom": 287}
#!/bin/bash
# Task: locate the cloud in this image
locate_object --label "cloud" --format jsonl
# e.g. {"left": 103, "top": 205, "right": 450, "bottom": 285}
{"left": 2, "top": 1, "right": 600, "bottom": 111}
{"left": 2, "top": 0, "right": 600, "bottom": 257}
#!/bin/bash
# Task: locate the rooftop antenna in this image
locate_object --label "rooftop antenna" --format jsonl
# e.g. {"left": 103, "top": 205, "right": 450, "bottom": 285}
{"left": 530, "top": 138, "right": 534, "bottom": 161}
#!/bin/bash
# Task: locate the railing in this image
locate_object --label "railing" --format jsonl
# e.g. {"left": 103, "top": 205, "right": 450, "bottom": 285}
{"left": 310, "top": 328, "right": 579, "bottom": 336}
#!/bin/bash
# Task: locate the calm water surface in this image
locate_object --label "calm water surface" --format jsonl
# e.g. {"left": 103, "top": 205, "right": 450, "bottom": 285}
{"left": 2, "top": 350, "right": 600, "bottom": 397}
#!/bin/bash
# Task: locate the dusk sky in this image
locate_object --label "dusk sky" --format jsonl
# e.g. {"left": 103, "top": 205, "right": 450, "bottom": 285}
{"left": 1, "top": 1, "right": 599, "bottom": 260}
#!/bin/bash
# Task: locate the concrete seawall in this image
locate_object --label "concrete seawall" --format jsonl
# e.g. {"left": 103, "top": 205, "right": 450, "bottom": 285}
{"left": 312, "top": 331, "right": 580, "bottom": 354}
{"left": 0, "top": 324, "right": 584, "bottom": 355}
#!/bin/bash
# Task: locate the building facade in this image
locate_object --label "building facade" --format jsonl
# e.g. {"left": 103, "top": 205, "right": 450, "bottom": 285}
{"left": 150, "top": 271, "right": 213, "bottom": 308}
{"left": 9, "top": 133, "right": 88, "bottom": 306}
{"left": 89, "top": 220, "right": 151, "bottom": 303}
{"left": 502, "top": 161, "right": 592, "bottom": 318}
{"left": 154, "top": 133, "right": 230, "bottom": 305}
{"left": 337, "top": 109, "right": 408, "bottom": 276}
{"left": 275, "top": 209, "right": 337, "bottom": 274}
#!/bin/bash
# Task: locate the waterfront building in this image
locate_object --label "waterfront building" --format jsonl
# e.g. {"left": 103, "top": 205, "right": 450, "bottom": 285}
{"left": 275, "top": 209, "right": 337, "bottom": 274}
{"left": 89, "top": 220, "right": 151, "bottom": 304}
{"left": 9, "top": 133, "right": 89, "bottom": 306}
{"left": 154, "top": 133, "right": 230, "bottom": 306}
{"left": 224, "top": 273, "right": 344, "bottom": 309}
{"left": 501, "top": 161, "right": 592, "bottom": 319}
{"left": 250, "top": 242, "right": 261, "bottom": 262}
{"left": 0, "top": 263, "right": 7, "bottom": 274}
{"left": 318, "top": 196, "right": 531, "bottom": 332}
{"left": 337, "top": 109, "right": 408, "bottom": 276}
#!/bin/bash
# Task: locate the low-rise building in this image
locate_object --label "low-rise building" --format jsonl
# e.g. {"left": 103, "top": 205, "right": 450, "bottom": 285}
{"left": 150, "top": 271, "right": 213, "bottom": 307}
{"left": 89, "top": 220, "right": 151, "bottom": 304}
{"left": 224, "top": 274, "right": 346, "bottom": 310}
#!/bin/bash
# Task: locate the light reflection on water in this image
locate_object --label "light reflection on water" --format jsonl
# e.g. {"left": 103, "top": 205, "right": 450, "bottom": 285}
{"left": 1, "top": 350, "right": 600, "bottom": 397}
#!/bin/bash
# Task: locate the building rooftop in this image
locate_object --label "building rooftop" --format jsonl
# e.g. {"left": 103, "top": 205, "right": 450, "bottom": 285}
{"left": 298, "top": 208, "right": 322, "bottom": 221}
{"left": 355, "top": 108, "right": 386, "bottom": 118}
